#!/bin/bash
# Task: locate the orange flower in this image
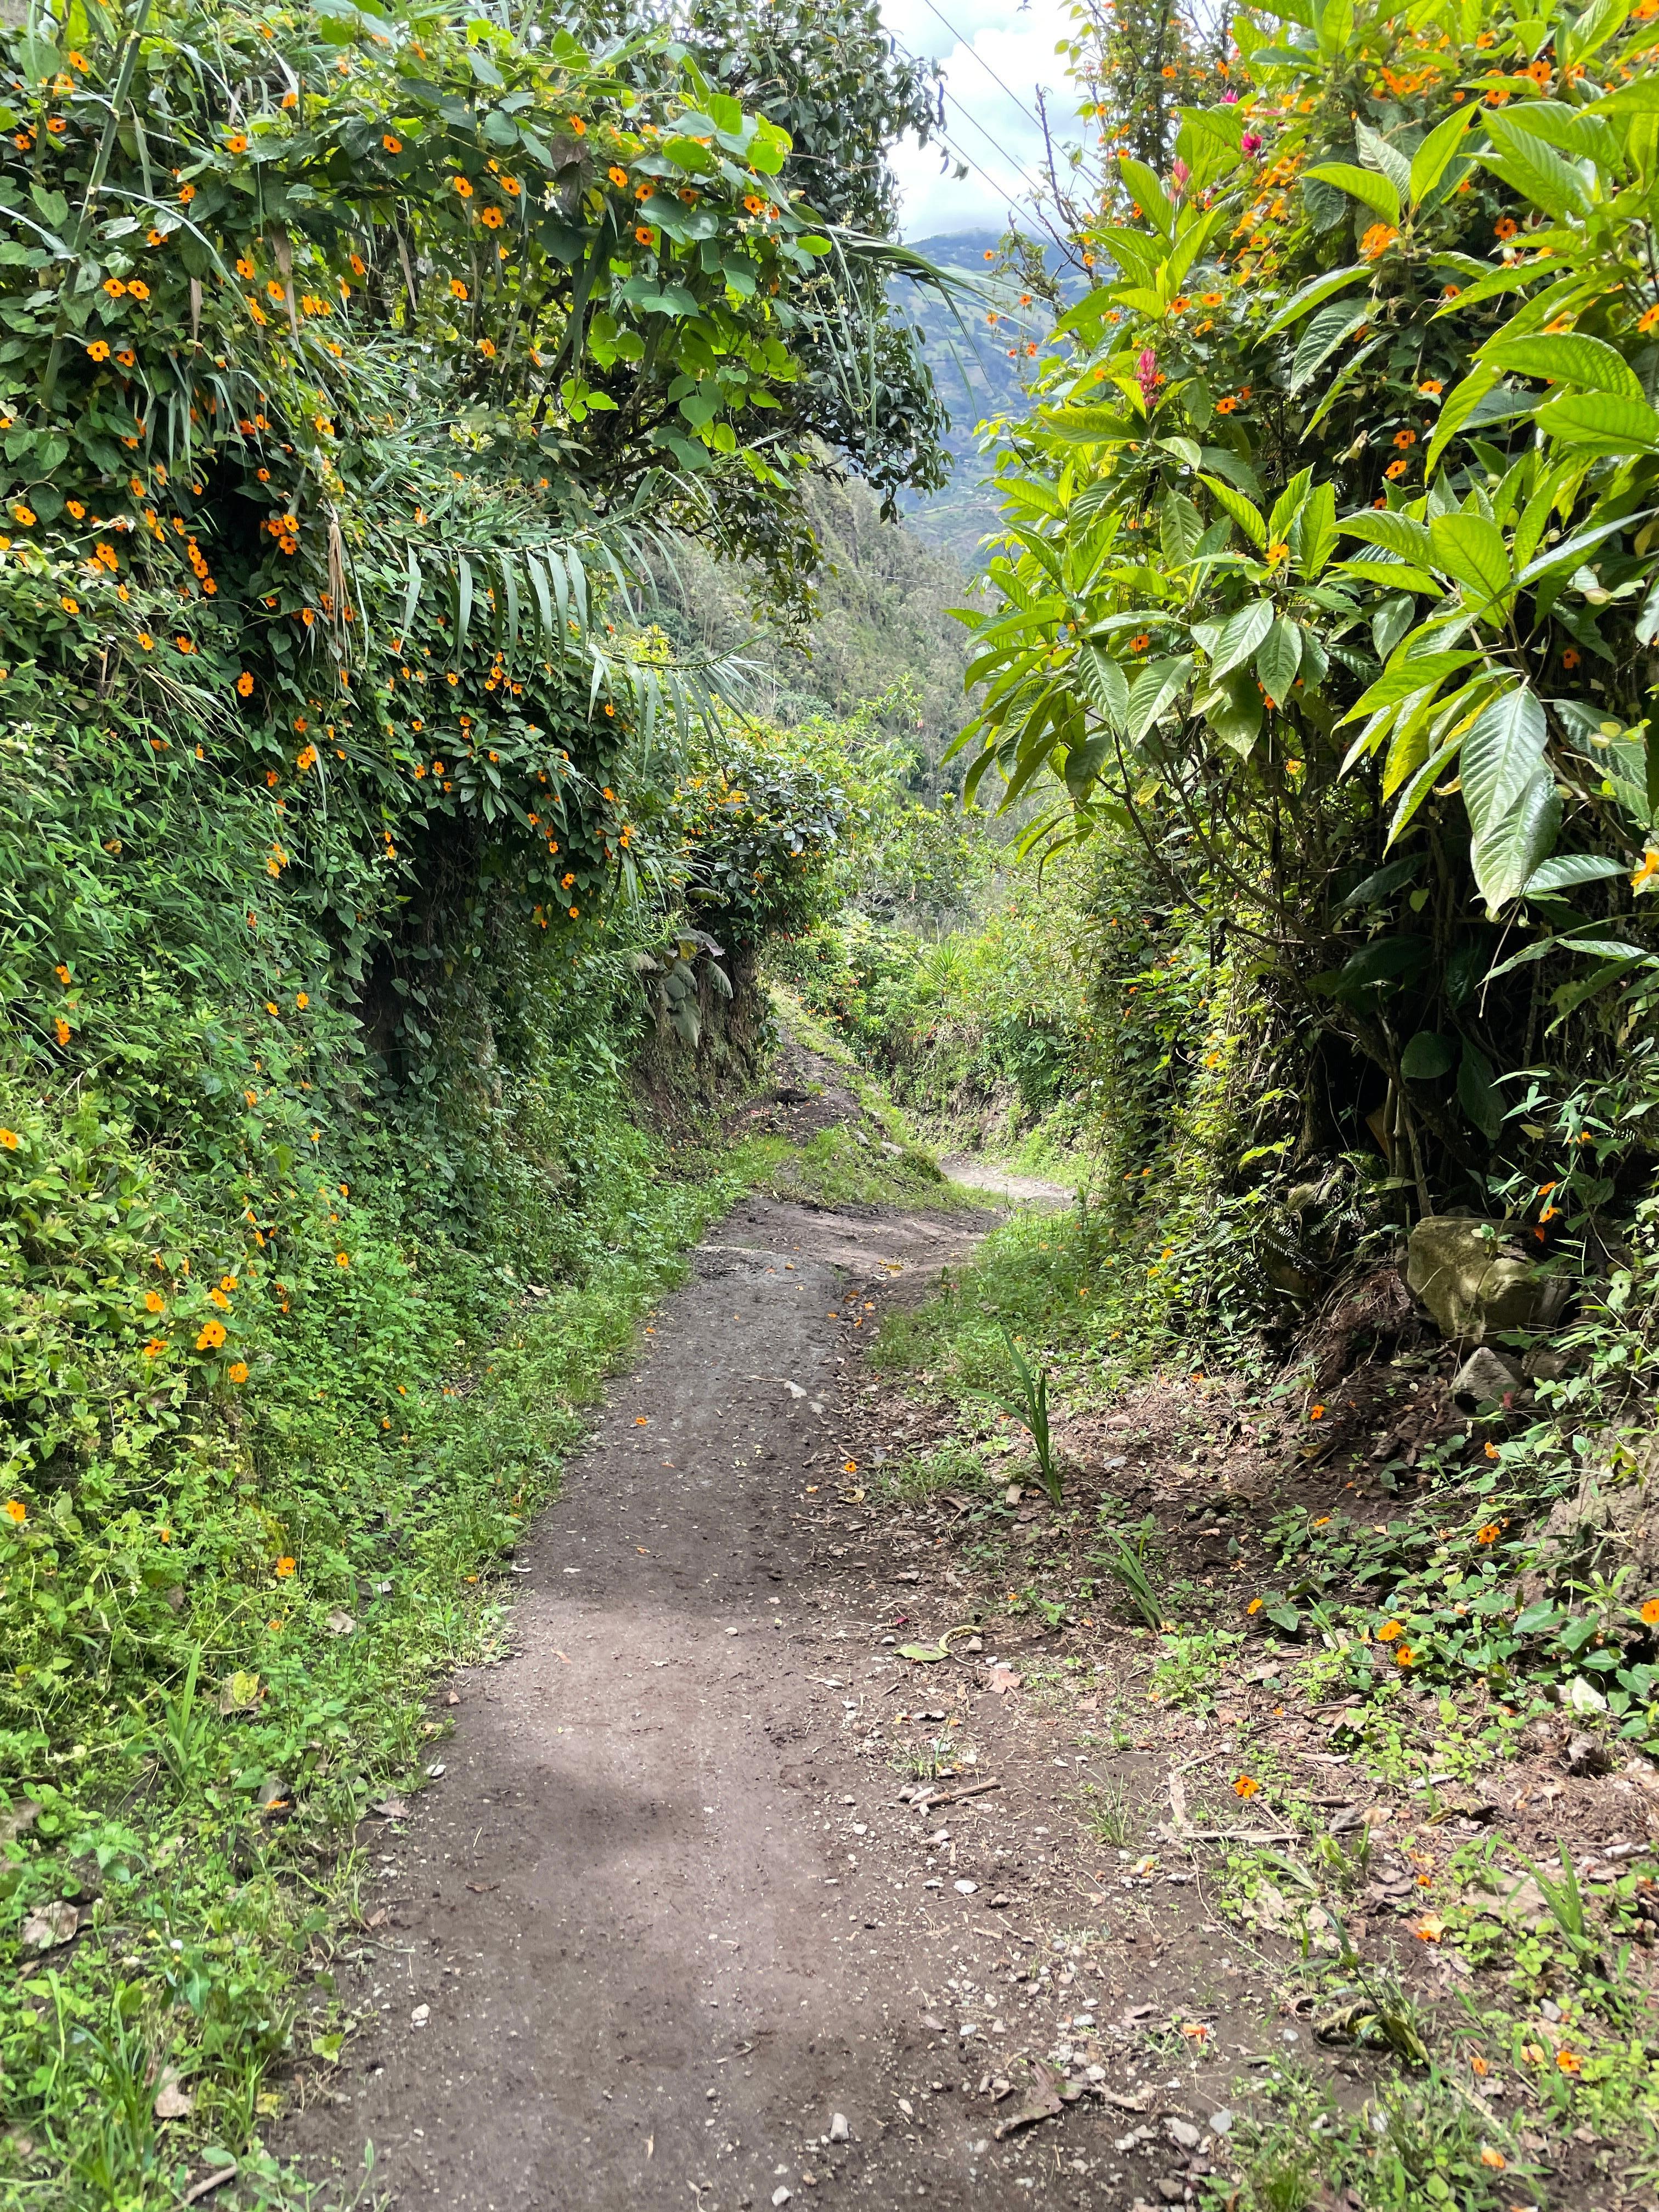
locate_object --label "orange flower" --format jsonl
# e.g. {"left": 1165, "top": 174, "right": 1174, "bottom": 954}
{"left": 53, "top": 1016, "right": 71, "bottom": 1046}
{"left": 0, "top": 1127, "right": 17, "bottom": 1148}
{"left": 1310, "top": 1403, "right": 1325, "bottom": 1420}
{"left": 608, "top": 165, "right": 628, "bottom": 188}
{"left": 1495, "top": 216, "right": 1519, "bottom": 240}
{"left": 1556, "top": 2049, "right": 1582, "bottom": 2075}
{"left": 481, "top": 206, "right": 504, "bottom": 229}
{"left": 450, "top": 278, "right": 469, "bottom": 300}
{"left": 1215, "top": 394, "right": 1238, "bottom": 415}
{"left": 1393, "top": 428, "right": 1417, "bottom": 449}
{"left": 1419, "top": 379, "right": 1443, "bottom": 396}
{"left": 1130, "top": 633, "right": 1150, "bottom": 653}
{"left": 195, "top": 1318, "right": 227, "bottom": 1350}
{"left": 453, "top": 175, "right": 473, "bottom": 197}
{"left": 236, "top": 671, "right": 254, "bottom": 697}
{"left": 1476, "top": 1524, "right": 1500, "bottom": 1543}
{"left": 86, "top": 338, "right": 111, "bottom": 362}
{"left": 226, "top": 133, "right": 249, "bottom": 154}
{"left": 145, "top": 1289, "right": 166, "bottom": 1314}
{"left": 228, "top": 1360, "right": 249, "bottom": 1384}
{"left": 1415, "top": 1914, "right": 1443, "bottom": 1942}
{"left": 1385, "top": 458, "right": 1408, "bottom": 480}
{"left": 4, "top": 1499, "right": 26, "bottom": 1523}
{"left": 1479, "top": 2147, "right": 1506, "bottom": 2171}
{"left": 1395, "top": 1643, "right": 1415, "bottom": 1666}
{"left": 1234, "top": 1773, "right": 1260, "bottom": 1798}
{"left": 274, "top": 1555, "right": 296, "bottom": 1577}
{"left": 1378, "top": 1618, "right": 1403, "bottom": 1640}
{"left": 383, "top": 134, "right": 402, "bottom": 154}
{"left": 1641, "top": 306, "right": 1659, "bottom": 336}
{"left": 335, "top": 1250, "right": 350, "bottom": 1267}
{"left": 635, "top": 224, "right": 657, "bottom": 247}
{"left": 1360, "top": 222, "right": 1398, "bottom": 259}
{"left": 478, "top": 338, "right": 496, "bottom": 358}
{"left": 1641, "top": 1597, "right": 1659, "bottom": 1625}
{"left": 144, "top": 1339, "right": 167, "bottom": 1359}
{"left": 1562, "top": 647, "right": 1581, "bottom": 669}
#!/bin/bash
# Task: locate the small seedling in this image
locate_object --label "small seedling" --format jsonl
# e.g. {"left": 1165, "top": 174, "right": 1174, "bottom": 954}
{"left": 982, "top": 1328, "right": 1062, "bottom": 1505}
{"left": 1099, "top": 1522, "right": 1164, "bottom": 1629}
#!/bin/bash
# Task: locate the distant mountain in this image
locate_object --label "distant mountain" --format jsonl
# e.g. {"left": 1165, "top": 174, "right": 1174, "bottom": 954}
{"left": 890, "top": 230, "right": 1076, "bottom": 566}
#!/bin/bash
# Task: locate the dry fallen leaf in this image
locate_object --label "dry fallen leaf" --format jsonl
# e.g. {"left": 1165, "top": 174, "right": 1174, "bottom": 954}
{"left": 153, "top": 2070, "right": 194, "bottom": 2121}
{"left": 20, "top": 1900, "right": 78, "bottom": 1950}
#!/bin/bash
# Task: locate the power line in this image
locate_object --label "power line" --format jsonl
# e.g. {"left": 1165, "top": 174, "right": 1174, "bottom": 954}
{"left": 938, "top": 85, "right": 1047, "bottom": 198}
{"left": 919, "top": 0, "right": 1043, "bottom": 131}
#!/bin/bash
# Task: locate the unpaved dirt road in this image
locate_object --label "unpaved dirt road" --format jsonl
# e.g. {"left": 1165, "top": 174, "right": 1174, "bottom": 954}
{"left": 289, "top": 1193, "right": 1129, "bottom": 2212}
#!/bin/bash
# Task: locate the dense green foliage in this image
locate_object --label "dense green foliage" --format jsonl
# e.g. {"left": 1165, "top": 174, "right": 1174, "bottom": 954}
{"left": 958, "top": 0, "right": 1659, "bottom": 1239}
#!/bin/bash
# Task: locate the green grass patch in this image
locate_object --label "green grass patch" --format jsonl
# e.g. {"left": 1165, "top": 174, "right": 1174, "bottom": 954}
{"left": 0, "top": 1129, "right": 748, "bottom": 2211}
{"left": 731, "top": 1123, "right": 971, "bottom": 1211}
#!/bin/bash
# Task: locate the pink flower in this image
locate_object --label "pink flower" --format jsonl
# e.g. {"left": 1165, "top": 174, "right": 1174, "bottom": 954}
{"left": 1241, "top": 130, "right": 1262, "bottom": 153}
{"left": 1170, "top": 158, "right": 1189, "bottom": 196}
{"left": 1136, "top": 347, "right": 1159, "bottom": 401}
{"left": 1222, "top": 89, "right": 1239, "bottom": 103}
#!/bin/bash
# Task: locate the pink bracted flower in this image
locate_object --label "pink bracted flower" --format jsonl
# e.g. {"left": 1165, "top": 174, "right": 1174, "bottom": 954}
{"left": 1240, "top": 130, "right": 1262, "bottom": 154}
{"left": 1170, "top": 157, "right": 1189, "bottom": 197}
{"left": 1136, "top": 348, "right": 1159, "bottom": 403}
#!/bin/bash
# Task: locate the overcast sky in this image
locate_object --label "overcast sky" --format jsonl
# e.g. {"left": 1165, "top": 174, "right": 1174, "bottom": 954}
{"left": 881, "top": 0, "right": 1074, "bottom": 240}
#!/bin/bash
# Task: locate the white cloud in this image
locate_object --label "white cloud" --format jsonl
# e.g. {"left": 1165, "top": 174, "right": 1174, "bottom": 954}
{"left": 882, "top": 0, "right": 1074, "bottom": 239}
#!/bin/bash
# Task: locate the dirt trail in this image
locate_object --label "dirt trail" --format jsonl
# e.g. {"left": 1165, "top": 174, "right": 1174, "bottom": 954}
{"left": 290, "top": 1194, "right": 1124, "bottom": 2212}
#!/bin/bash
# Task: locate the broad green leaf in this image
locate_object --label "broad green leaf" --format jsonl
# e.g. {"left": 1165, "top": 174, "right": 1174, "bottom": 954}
{"left": 1387, "top": 733, "right": 1462, "bottom": 845}
{"left": 1205, "top": 669, "right": 1264, "bottom": 758}
{"left": 1125, "top": 655, "right": 1192, "bottom": 743}
{"left": 1077, "top": 644, "right": 1130, "bottom": 729}
{"left": 1267, "top": 469, "right": 1314, "bottom": 547}
{"left": 1533, "top": 390, "right": 1659, "bottom": 453}
{"left": 1262, "top": 261, "right": 1370, "bottom": 335}
{"left": 1457, "top": 1039, "right": 1505, "bottom": 1142}
{"left": 1344, "top": 650, "right": 1480, "bottom": 724}
{"left": 456, "top": 552, "right": 473, "bottom": 650}
{"left": 1476, "top": 118, "right": 1592, "bottom": 220}
{"left": 1482, "top": 331, "right": 1642, "bottom": 401}
{"left": 1522, "top": 854, "right": 1625, "bottom": 893}
{"left": 1424, "top": 364, "right": 1498, "bottom": 481}
{"left": 1409, "top": 106, "right": 1474, "bottom": 205}
{"left": 1200, "top": 599, "right": 1274, "bottom": 679}
{"left": 1119, "top": 155, "right": 1175, "bottom": 238}
{"left": 1199, "top": 473, "right": 1267, "bottom": 549}
{"left": 1256, "top": 617, "right": 1303, "bottom": 707}
{"left": 1290, "top": 298, "right": 1372, "bottom": 391}
{"left": 1341, "top": 509, "right": 1434, "bottom": 566}
{"left": 1400, "top": 1030, "right": 1455, "bottom": 1079}
{"left": 1291, "top": 483, "right": 1338, "bottom": 578}
{"left": 1160, "top": 489, "right": 1204, "bottom": 567}
{"left": 1460, "top": 687, "right": 1553, "bottom": 912}
{"left": 1356, "top": 119, "right": 1411, "bottom": 206}
{"left": 1428, "top": 511, "right": 1513, "bottom": 618}
{"left": 1302, "top": 161, "right": 1401, "bottom": 226}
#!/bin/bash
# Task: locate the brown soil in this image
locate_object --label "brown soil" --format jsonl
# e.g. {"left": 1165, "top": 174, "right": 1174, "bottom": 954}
{"left": 281, "top": 1186, "right": 1658, "bottom": 2212}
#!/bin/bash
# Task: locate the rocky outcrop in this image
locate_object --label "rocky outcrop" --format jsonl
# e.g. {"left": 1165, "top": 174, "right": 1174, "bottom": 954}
{"left": 1406, "top": 1216, "right": 1565, "bottom": 1342}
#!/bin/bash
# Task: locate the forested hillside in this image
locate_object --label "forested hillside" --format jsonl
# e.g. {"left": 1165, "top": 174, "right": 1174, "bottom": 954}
{"left": 9, "top": 0, "right": 1659, "bottom": 2205}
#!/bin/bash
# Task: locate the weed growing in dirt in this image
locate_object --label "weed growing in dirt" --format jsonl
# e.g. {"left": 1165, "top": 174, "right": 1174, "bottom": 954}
{"left": 1206, "top": 2059, "right": 1536, "bottom": 2212}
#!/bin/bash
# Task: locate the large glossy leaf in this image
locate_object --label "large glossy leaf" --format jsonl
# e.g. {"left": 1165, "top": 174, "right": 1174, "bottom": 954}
{"left": 1125, "top": 656, "right": 1193, "bottom": 743}
{"left": 1199, "top": 474, "right": 1267, "bottom": 549}
{"left": 1302, "top": 161, "right": 1400, "bottom": 226}
{"left": 1198, "top": 599, "right": 1274, "bottom": 679}
{"left": 1460, "top": 687, "right": 1556, "bottom": 912}
{"left": 1428, "top": 511, "right": 1513, "bottom": 617}
{"left": 1400, "top": 1030, "right": 1455, "bottom": 1079}
{"left": 1533, "top": 390, "right": 1659, "bottom": 453}
{"left": 1289, "top": 298, "right": 1373, "bottom": 391}
{"left": 1482, "top": 331, "right": 1643, "bottom": 400}
{"left": 1477, "top": 117, "right": 1593, "bottom": 219}
{"left": 1262, "top": 260, "right": 1369, "bottom": 335}
{"left": 1409, "top": 105, "right": 1474, "bottom": 204}
{"left": 1256, "top": 617, "right": 1303, "bottom": 707}
{"left": 1291, "top": 483, "right": 1338, "bottom": 579}
{"left": 1206, "top": 669, "right": 1264, "bottom": 758}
